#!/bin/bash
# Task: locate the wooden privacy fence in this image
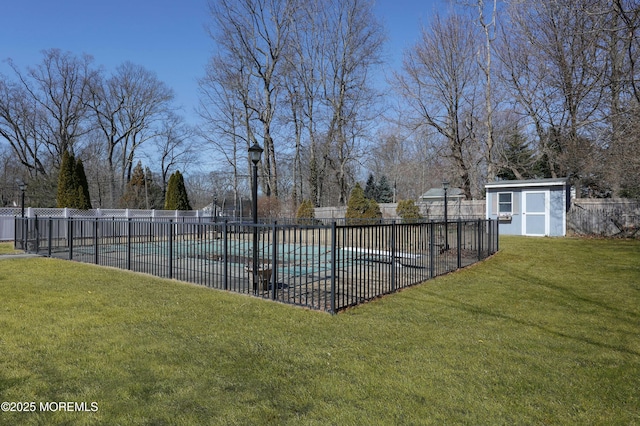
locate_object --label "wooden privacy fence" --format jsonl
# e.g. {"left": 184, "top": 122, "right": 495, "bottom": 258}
{"left": 568, "top": 199, "right": 640, "bottom": 238}
{"left": 14, "top": 217, "right": 499, "bottom": 313}
{"left": 314, "top": 201, "right": 486, "bottom": 222}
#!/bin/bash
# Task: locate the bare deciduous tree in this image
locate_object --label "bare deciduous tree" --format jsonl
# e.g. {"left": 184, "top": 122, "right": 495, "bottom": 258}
{"left": 0, "top": 79, "right": 47, "bottom": 177}
{"left": 2, "top": 51, "right": 185, "bottom": 208}
{"left": 321, "top": 0, "right": 385, "bottom": 204}
{"left": 11, "top": 50, "right": 96, "bottom": 160}
{"left": 152, "top": 112, "right": 197, "bottom": 201}
{"left": 88, "top": 62, "right": 174, "bottom": 205}
{"left": 207, "top": 0, "right": 298, "bottom": 198}
{"left": 0, "top": 49, "right": 96, "bottom": 178}
{"left": 395, "top": 12, "right": 480, "bottom": 199}
{"left": 198, "top": 52, "right": 256, "bottom": 212}
{"left": 476, "top": 0, "right": 498, "bottom": 182}
{"left": 499, "top": 0, "right": 607, "bottom": 193}
{"left": 203, "top": 0, "right": 383, "bottom": 207}
{"left": 602, "top": 0, "right": 640, "bottom": 196}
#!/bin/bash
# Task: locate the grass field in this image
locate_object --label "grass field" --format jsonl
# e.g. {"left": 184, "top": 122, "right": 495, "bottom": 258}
{"left": 0, "top": 243, "right": 22, "bottom": 255}
{"left": 0, "top": 236, "right": 639, "bottom": 425}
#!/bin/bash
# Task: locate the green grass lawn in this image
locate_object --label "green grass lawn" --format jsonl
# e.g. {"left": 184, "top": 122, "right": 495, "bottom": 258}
{"left": 0, "top": 236, "right": 639, "bottom": 425}
{"left": 0, "top": 242, "right": 22, "bottom": 255}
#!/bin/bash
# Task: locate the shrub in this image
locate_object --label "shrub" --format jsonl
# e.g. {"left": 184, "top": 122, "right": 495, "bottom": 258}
{"left": 257, "top": 196, "right": 283, "bottom": 219}
{"left": 396, "top": 199, "right": 422, "bottom": 222}
{"left": 346, "top": 183, "right": 382, "bottom": 225}
{"left": 296, "top": 200, "right": 316, "bottom": 225}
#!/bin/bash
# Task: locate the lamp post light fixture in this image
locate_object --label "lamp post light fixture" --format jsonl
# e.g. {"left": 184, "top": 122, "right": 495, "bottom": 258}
{"left": 248, "top": 142, "right": 264, "bottom": 294}
{"left": 442, "top": 180, "right": 449, "bottom": 251}
{"left": 18, "top": 181, "right": 27, "bottom": 218}
{"left": 248, "top": 142, "right": 264, "bottom": 224}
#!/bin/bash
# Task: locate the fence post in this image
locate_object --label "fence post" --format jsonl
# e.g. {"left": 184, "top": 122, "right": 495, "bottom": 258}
{"left": 94, "top": 218, "right": 99, "bottom": 265}
{"left": 330, "top": 221, "right": 337, "bottom": 314}
{"left": 34, "top": 215, "right": 39, "bottom": 253}
{"left": 223, "top": 220, "right": 228, "bottom": 291}
{"left": 127, "top": 218, "right": 132, "bottom": 271}
{"left": 477, "top": 219, "right": 483, "bottom": 261}
{"left": 429, "top": 221, "right": 435, "bottom": 279}
{"left": 68, "top": 218, "right": 73, "bottom": 260}
{"left": 168, "top": 220, "right": 173, "bottom": 279}
{"left": 391, "top": 220, "right": 396, "bottom": 293}
{"left": 457, "top": 219, "right": 462, "bottom": 269}
{"left": 48, "top": 218, "right": 52, "bottom": 257}
{"left": 23, "top": 215, "right": 29, "bottom": 248}
{"left": 13, "top": 217, "right": 17, "bottom": 250}
{"left": 271, "top": 222, "right": 278, "bottom": 300}
{"left": 23, "top": 217, "right": 28, "bottom": 252}
{"left": 488, "top": 219, "right": 493, "bottom": 255}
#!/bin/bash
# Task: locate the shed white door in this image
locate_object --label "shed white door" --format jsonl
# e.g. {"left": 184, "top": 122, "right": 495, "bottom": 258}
{"left": 522, "top": 191, "right": 549, "bottom": 236}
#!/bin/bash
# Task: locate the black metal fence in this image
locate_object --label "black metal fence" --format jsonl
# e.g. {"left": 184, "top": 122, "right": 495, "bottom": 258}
{"left": 14, "top": 217, "right": 498, "bottom": 313}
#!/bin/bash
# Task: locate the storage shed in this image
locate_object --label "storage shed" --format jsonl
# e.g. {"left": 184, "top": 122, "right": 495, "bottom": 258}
{"left": 418, "top": 187, "right": 466, "bottom": 203}
{"left": 485, "top": 178, "right": 570, "bottom": 236}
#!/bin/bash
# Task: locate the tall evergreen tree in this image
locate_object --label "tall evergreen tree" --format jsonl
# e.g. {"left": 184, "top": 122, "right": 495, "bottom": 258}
{"left": 364, "top": 173, "right": 377, "bottom": 200}
{"left": 376, "top": 175, "right": 394, "bottom": 203}
{"left": 144, "top": 166, "right": 164, "bottom": 208}
{"left": 56, "top": 150, "right": 76, "bottom": 208}
{"left": 75, "top": 159, "right": 92, "bottom": 209}
{"left": 57, "top": 151, "right": 92, "bottom": 209}
{"left": 164, "top": 172, "right": 177, "bottom": 210}
{"left": 121, "top": 162, "right": 148, "bottom": 208}
{"left": 164, "top": 170, "right": 191, "bottom": 210}
{"left": 174, "top": 171, "right": 191, "bottom": 210}
{"left": 497, "top": 129, "right": 537, "bottom": 180}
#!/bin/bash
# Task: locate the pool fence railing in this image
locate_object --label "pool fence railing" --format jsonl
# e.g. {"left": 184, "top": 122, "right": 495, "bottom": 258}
{"left": 14, "top": 217, "right": 499, "bottom": 313}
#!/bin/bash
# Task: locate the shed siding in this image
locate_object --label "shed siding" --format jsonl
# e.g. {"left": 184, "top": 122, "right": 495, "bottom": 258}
{"left": 549, "top": 187, "right": 566, "bottom": 236}
{"left": 485, "top": 179, "right": 568, "bottom": 237}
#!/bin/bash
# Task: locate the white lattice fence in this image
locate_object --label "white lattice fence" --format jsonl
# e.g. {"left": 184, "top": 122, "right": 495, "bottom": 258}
{"left": 0, "top": 208, "right": 208, "bottom": 241}
{"left": 0, "top": 209, "right": 20, "bottom": 241}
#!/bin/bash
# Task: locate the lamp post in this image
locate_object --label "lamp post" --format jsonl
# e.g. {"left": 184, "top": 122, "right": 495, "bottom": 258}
{"left": 18, "top": 181, "right": 27, "bottom": 218}
{"left": 248, "top": 142, "right": 264, "bottom": 294}
{"left": 442, "top": 180, "right": 449, "bottom": 250}
{"left": 213, "top": 195, "right": 218, "bottom": 222}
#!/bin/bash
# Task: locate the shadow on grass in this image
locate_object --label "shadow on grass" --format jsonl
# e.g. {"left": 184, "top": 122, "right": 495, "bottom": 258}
{"left": 0, "top": 375, "right": 29, "bottom": 395}
{"left": 510, "top": 268, "right": 640, "bottom": 320}
{"left": 421, "top": 288, "right": 640, "bottom": 359}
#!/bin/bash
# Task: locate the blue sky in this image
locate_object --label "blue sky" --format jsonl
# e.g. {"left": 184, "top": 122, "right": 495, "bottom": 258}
{"left": 1, "top": 0, "right": 451, "bottom": 123}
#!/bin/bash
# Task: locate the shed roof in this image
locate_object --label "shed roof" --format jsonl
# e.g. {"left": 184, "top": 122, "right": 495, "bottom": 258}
{"left": 485, "top": 178, "right": 568, "bottom": 189}
{"left": 419, "top": 187, "right": 465, "bottom": 200}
